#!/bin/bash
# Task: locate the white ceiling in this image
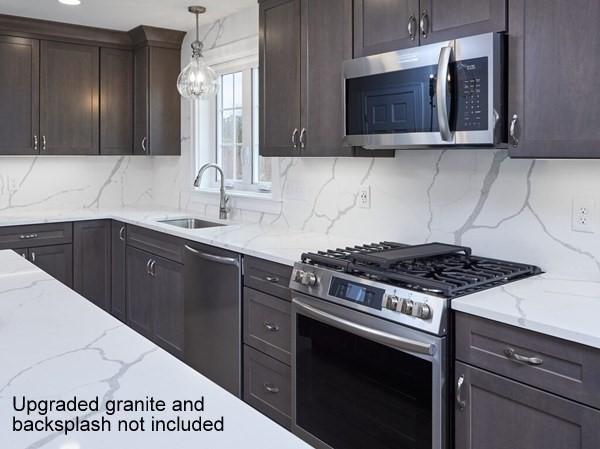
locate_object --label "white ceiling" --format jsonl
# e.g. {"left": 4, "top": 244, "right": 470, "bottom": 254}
{"left": 0, "top": 0, "right": 255, "bottom": 32}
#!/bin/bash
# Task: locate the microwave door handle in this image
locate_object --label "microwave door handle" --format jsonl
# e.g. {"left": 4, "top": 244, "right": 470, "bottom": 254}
{"left": 436, "top": 46, "right": 453, "bottom": 142}
{"left": 293, "top": 298, "right": 435, "bottom": 355}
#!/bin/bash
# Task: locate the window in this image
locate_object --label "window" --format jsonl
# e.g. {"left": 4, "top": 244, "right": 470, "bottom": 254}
{"left": 213, "top": 64, "right": 271, "bottom": 193}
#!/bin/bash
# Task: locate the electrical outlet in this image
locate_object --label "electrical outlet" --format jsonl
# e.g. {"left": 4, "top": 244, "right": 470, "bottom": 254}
{"left": 359, "top": 186, "right": 371, "bottom": 209}
{"left": 572, "top": 198, "right": 596, "bottom": 233}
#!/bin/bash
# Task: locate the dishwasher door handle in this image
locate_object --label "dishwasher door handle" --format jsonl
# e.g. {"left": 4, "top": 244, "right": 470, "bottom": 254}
{"left": 184, "top": 244, "right": 240, "bottom": 267}
{"left": 293, "top": 298, "right": 435, "bottom": 355}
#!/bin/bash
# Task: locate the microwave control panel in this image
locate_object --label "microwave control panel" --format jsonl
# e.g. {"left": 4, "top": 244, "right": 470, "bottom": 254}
{"left": 455, "top": 57, "right": 488, "bottom": 132}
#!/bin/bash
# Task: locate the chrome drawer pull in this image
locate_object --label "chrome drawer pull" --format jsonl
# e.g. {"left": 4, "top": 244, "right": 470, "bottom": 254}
{"left": 263, "top": 383, "right": 279, "bottom": 394}
{"left": 19, "top": 233, "right": 38, "bottom": 240}
{"left": 504, "top": 348, "right": 543, "bottom": 366}
{"left": 264, "top": 275, "right": 279, "bottom": 283}
{"left": 263, "top": 322, "right": 280, "bottom": 332}
{"left": 456, "top": 375, "right": 466, "bottom": 411}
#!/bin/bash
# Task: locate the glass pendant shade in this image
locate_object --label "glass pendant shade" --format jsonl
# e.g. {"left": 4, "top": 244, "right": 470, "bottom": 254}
{"left": 177, "top": 46, "right": 218, "bottom": 99}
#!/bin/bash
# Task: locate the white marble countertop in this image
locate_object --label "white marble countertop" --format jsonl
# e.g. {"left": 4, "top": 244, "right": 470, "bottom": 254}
{"left": 0, "top": 207, "right": 358, "bottom": 267}
{"left": 452, "top": 274, "right": 600, "bottom": 349}
{"left": 0, "top": 250, "right": 310, "bottom": 449}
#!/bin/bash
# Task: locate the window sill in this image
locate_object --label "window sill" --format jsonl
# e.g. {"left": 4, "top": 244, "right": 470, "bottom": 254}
{"left": 191, "top": 187, "right": 282, "bottom": 215}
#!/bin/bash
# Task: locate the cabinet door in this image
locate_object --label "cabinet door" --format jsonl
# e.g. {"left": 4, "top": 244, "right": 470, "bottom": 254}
{"left": 0, "top": 36, "right": 39, "bottom": 155}
{"left": 29, "top": 244, "right": 73, "bottom": 288}
{"left": 73, "top": 221, "right": 111, "bottom": 311}
{"left": 126, "top": 246, "right": 154, "bottom": 338}
{"left": 508, "top": 0, "right": 600, "bottom": 158}
{"left": 455, "top": 362, "right": 600, "bottom": 449}
{"left": 353, "top": 0, "right": 420, "bottom": 57}
{"left": 40, "top": 41, "right": 99, "bottom": 155}
{"left": 420, "top": 0, "right": 506, "bottom": 44}
{"left": 111, "top": 221, "right": 127, "bottom": 322}
{"left": 148, "top": 47, "right": 181, "bottom": 156}
{"left": 151, "top": 254, "right": 184, "bottom": 359}
{"left": 300, "top": 0, "right": 354, "bottom": 157}
{"left": 100, "top": 48, "right": 133, "bottom": 155}
{"left": 259, "top": 0, "right": 302, "bottom": 157}
{"left": 133, "top": 46, "right": 149, "bottom": 155}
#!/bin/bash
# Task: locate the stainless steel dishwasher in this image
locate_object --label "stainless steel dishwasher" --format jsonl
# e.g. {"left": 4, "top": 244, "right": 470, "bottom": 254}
{"left": 184, "top": 242, "right": 242, "bottom": 397}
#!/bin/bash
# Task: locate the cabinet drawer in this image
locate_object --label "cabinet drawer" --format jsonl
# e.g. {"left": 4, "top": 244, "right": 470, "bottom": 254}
{"left": 0, "top": 222, "right": 72, "bottom": 250}
{"left": 244, "top": 288, "right": 291, "bottom": 364}
{"left": 243, "top": 256, "right": 292, "bottom": 301}
{"left": 126, "top": 225, "right": 183, "bottom": 263}
{"left": 456, "top": 313, "right": 600, "bottom": 409}
{"left": 243, "top": 346, "right": 291, "bottom": 429}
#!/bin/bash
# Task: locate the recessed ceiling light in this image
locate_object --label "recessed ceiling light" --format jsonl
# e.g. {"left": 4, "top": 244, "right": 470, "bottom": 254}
{"left": 58, "top": 0, "right": 81, "bottom": 5}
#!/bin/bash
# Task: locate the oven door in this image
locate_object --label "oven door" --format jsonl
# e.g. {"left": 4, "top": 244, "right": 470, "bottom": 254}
{"left": 292, "top": 293, "right": 447, "bottom": 449}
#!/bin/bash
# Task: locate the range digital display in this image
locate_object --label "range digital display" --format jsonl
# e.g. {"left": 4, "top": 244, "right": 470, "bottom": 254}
{"left": 328, "top": 277, "right": 385, "bottom": 310}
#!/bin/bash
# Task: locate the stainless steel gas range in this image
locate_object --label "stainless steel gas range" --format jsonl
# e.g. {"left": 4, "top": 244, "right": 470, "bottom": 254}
{"left": 289, "top": 242, "right": 541, "bottom": 449}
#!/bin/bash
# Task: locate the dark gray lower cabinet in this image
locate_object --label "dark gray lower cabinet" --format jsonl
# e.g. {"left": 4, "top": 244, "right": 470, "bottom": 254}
{"left": 110, "top": 221, "right": 127, "bottom": 322}
{"left": 29, "top": 244, "right": 73, "bottom": 287}
{"left": 455, "top": 361, "right": 600, "bottom": 449}
{"left": 73, "top": 220, "right": 111, "bottom": 311}
{"left": 126, "top": 245, "right": 184, "bottom": 359}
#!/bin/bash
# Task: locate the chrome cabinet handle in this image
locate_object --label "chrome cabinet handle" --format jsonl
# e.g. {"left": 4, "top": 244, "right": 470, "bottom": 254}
{"left": 436, "top": 46, "right": 453, "bottom": 142}
{"left": 263, "top": 383, "right": 280, "bottom": 394}
{"left": 291, "top": 128, "right": 299, "bottom": 150}
{"left": 408, "top": 15, "right": 417, "bottom": 40}
{"left": 509, "top": 114, "right": 519, "bottom": 147}
{"left": 456, "top": 375, "right": 466, "bottom": 411}
{"left": 420, "top": 10, "right": 429, "bottom": 38}
{"left": 30, "top": 251, "right": 36, "bottom": 263}
{"left": 19, "top": 233, "right": 38, "bottom": 240}
{"left": 264, "top": 275, "right": 279, "bottom": 283}
{"left": 33, "top": 135, "right": 38, "bottom": 151}
{"left": 41, "top": 135, "right": 47, "bottom": 151}
{"left": 149, "top": 260, "right": 157, "bottom": 278}
{"left": 141, "top": 136, "right": 148, "bottom": 153}
{"left": 146, "top": 258, "right": 153, "bottom": 275}
{"left": 299, "top": 128, "right": 306, "bottom": 149}
{"left": 504, "top": 348, "right": 543, "bottom": 366}
{"left": 263, "top": 322, "right": 280, "bottom": 332}
{"left": 184, "top": 245, "right": 240, "bottom": 267}
{"left": 119, "top": 226, "right": 126, "bottom": 241}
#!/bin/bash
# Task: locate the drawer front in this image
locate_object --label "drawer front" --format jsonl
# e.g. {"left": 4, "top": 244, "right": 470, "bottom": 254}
{"left": 456, "top": 313, "right": 600, "bottom": 409}
{"left": 244, "top": 287, "right": 291, "bottom": 364}
{"left": 243, "top": 346, "right": 291, "bottom": 428}
{"left": 244, "top": 256, "right": 293, "bottom": 301}
{"left": 127, "top": 225, "right": 183, "bottom": 263}
{"left": 0, "top": 222, "right": 72, "bottom": 250}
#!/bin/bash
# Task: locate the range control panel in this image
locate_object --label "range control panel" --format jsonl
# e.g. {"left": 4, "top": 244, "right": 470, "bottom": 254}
{"left": 455, "top": 57, "right": 489, "bottom": 132}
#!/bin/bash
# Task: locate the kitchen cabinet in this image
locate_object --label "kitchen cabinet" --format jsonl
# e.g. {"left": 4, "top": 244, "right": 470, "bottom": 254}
{"left": 0, "top": 36, "right": 39, "bottom": 155}
{"left": 110, "top": 221, "right": 127, "bottom": 322}
{"left": 100, "top": 48, "right": 133, "bottom": 155}
{"left": 259, "top": 0, "right": 355, "bottom": 157}
{"left": 126, "top": 244, "right": 184, "bottom": 359}
{"left": 73, "top": 220, "right": 111, "bottom": 311}
{"left": 15, "top": 245, "right": 73, "bottom": 287}
{"left": 455, "top": 362, "right": 600, "bottom": 449}
{"left": 508, "top": 0, "right": 600, "bottom": 158}
{"left": 40, "top": 41, "right": 99, "bottom": 155}
{"left": 354, "top": 0, "right": 506, "bottom": 57}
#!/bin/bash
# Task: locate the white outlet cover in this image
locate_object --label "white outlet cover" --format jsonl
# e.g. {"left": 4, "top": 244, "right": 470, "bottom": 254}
{"left": 359, "top": 186, "right": 371, "bottom": 209}
{"left": 572, "top": 198, "right": 596, "bottom": 233}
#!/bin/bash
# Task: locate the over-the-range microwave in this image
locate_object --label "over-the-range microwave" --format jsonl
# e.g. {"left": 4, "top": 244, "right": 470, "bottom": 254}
{"left": 343, "top": 33, "right": 506, "bottom": 149}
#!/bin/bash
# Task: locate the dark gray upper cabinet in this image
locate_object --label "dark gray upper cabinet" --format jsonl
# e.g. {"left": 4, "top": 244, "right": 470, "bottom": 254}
{"left": 455, "top": 362, "right": 600, "bottom": 449}
{"left": 133, "top": 46, "right": 149, "bottom": 156}
{"left": 40, "top": 41, "right": 100, "bottom": 155}
{"left": 110, "top": 221, "right": 127, "bottom": 322}
{"left": 259, "top": 0, "right": 302, "bottom": 157}
{"left": 259, "top": 0, "right": 355, "bottom": 157}
{"left": 420, "top": 0, "right": 506, "bottom": 44}
{"left": 73, "top": 220, "right": 111, "bottom": 311}
{"left": 0, "top": 36, "right": 39, "bottom": 155}
{"left": 353, "top": 0, "right": 420, "bottom": 57}
{"left": 29, "top": 244, "right": 73, "bottom": 288}
{"left": 100, "top": 48, "right": 133, "bottom": 155}
{"left": 508, "top": 0, "right": 600, "bottom": 158}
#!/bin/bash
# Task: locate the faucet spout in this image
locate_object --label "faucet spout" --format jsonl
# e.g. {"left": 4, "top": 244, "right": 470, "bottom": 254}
{"left": 193, "top": 163, "right": 230, "bottom": 220}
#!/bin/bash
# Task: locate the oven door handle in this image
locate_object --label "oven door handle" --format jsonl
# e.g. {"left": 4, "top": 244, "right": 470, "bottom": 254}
{"left": 293, "top": 298, "right": 435, "bottom": 355}
{"left": 436, "top": 45, "right": 453, "bottom": 142}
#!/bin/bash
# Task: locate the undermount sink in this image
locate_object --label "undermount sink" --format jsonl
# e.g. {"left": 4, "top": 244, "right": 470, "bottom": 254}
{"left": 157, "top": 218, "right": 226, "bottom": 229}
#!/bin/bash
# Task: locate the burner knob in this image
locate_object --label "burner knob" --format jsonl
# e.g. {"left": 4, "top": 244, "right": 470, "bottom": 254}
{"left": 385, "top": 295, "right": 399, "bottom": 311}
{"left": 300, "top": 271, "right": 318, "bottom": 287}
{"left": 417, "top": 303, "right": 433, "bottom": 320}
{"left": 401, "top": 300, "right": 414, "bottom": 315}
{"left": 294, "top": 270, "right": 306, "bottom": 283}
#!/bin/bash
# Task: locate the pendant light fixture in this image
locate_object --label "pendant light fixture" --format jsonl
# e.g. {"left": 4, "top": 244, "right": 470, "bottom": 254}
{"left": 177, "top": 6, "right": 219, "bottom": 100}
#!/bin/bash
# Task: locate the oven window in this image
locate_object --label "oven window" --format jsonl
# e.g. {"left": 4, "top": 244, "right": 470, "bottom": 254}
{"left": 296, "top": 315, "right": 432, "bottom": 449}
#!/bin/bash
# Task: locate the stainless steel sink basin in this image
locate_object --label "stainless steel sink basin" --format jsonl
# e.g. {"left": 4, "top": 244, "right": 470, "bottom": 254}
{"left": 157, "top": 218, "right": 226, "bottom": 229}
